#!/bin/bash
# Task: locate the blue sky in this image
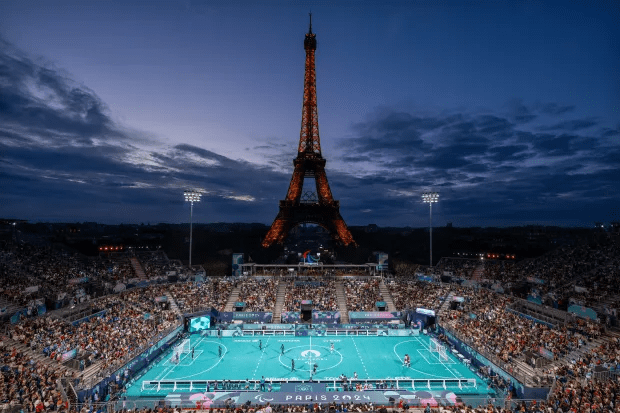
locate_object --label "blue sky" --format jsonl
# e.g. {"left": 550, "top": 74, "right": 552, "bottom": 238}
{"left": 1, "top": 0, "right": 619, "bottom": 227}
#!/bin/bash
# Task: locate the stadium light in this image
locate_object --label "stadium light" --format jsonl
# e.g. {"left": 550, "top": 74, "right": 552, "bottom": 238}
{"left": 422, "top": 192, "right": 439, "bottom": 267}
{"left": 184, "top": 190, "right": 202, "bottom": 269}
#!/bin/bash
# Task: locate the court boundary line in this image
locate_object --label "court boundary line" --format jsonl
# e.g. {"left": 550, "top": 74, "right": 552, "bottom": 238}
{"left": 144, "top": 335, "right": 473, "bottom": 386}
{"left": 172, "top": 339, "right": 228, "bottom": 380}
{"left": 251, "top": 336, "right": 271, "bottom": 379}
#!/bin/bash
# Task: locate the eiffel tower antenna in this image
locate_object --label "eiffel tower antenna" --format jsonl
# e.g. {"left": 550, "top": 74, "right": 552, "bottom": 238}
{"left": 263, "top": 17, "right": 356, "bottom": 248}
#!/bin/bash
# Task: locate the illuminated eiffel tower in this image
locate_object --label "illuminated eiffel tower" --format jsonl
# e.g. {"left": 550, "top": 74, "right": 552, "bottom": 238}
{"left": 262, "top": 15, "right": 355, "bottom": 248}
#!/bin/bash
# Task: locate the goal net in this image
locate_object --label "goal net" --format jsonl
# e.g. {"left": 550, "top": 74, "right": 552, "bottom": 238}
{"left": 170, "top": 338, "right": 190, "bottom": 364}
{"left": 429, "top": 337, "right": 441, "bottom": 352}
{"left": 430, "top": 337, "right": 449, "bottom": 361}
{"left": 438, "top": 345, "right": 448, "bottom": 361}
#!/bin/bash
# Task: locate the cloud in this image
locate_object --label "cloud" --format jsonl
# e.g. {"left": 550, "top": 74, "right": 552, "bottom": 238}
{"left": 535, "top": 102, "right": 576, "bottom": 116}
{"left": 1, "top": 35, "right": 618, "bottom": 227}
{"left": 0, "top": 37, "right": 291, "bottom": 224}
{"left": 540, "top": 119, "right": 598, "bottom": 132}
{"left": 332, "top": 102, "right": 620, "bottom": 226}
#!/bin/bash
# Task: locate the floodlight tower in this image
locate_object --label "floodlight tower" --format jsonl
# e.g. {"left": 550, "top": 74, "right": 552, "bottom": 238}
{"left": 184, "top": 191, "right": 202, "bottom": 269}
{"left": 422, "top": 192, "right": 439, "bottom": 267}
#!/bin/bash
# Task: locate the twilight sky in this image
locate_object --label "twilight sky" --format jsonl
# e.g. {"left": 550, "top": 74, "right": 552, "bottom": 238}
{"left": 1, "top": 0, "right": 619, "bottom": 227}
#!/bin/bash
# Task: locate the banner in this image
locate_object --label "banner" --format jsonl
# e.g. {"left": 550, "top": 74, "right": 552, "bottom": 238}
{"left": 218, "top": 311, "right": 273, "bottom": 323}
{"left": 348, "top": 311, "right": 403, "bottom": 323}
{"left": 526, "top": 276, "right": 545, "bottom": 285}
{"left": 538, "top": 347, "right": 554, "bottom": 360}
{"left": 241, "top": 324, "right": 294, "bottom": 331}
{"left": 281, "top": 312, "right": 300, "bottom": 323}
{"left": 232, "top": 253, "right": 243, "bottom": 277}
{"left": 68, "top": 277, "right": 89, "bottom": 285}
{"left": 280, "top": 383, "right": 327, "bottom": 392}
{"left": 568, "top": 304, "right": 598, "bottom": 321}
{"left": 376, "top": 252, "right": 389, "bottom": 271}
{"left": 312, "top": 311, "right": 340, "bottom": 324}
{"left": 301, "top": 250, "right": 321, "bottom": 265}
{"left": 526, "top": 294, "right": 542, "bottom": 305}
{"left": 61, "top": 348, "right": 78, "bottom": 362}
{"left": 416, "top": 308, "right": 435, "bottom": 317}
{"left": 165, "top": 389, "right": 464, "bottom": 409}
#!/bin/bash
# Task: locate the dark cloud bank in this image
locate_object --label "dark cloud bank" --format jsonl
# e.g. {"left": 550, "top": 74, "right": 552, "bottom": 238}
{"left": 1, "top": 38, "right": 619, "bottom": 227}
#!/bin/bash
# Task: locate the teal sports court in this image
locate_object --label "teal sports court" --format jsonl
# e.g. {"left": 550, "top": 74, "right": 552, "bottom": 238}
{"left": 126, "top": 334, "right": 486, "bottom": 398}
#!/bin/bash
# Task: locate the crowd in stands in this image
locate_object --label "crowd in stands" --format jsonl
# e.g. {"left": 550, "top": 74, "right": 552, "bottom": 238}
{"left": 237, "top": 277, "right": 279, "bottom": 312}
{"left": 385, "top": 279, "right": 452, "bottom": 312}
{"left": 136, "top": 251, "right": 173, "bottom": 279}
{"left": 168, "top": 279, "right": 234, "bottom": 313}
{"left": 343, "top": 279, "right": 382, "bottom": 311}
{"left": 480, "top": 234, "right": 620, "bottom": 310}
{"left": 0, "top": 343, "right": 70, "bottom": 412}
{"left": 3, "top": 231, "right": 620, "bottom": 413}
{"left": 437, "top": 258, "right": 479, "bottom": 279}
{"left": 440, "top": 288, "right": 607, "bottom": 391}
{"left": 392, "top": 262, "right": 419, "bottom": 277}
{"left": 282, "top": 279, "right": 337, "bottom": 311}
{"left": 0, "top": 242, "right": 102, "bottom": 308}
{"left": 9, "top": 290, "right": 179, "bottom": 383}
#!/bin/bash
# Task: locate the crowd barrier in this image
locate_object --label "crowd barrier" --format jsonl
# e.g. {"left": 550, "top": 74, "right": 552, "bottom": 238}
{"left": 140, "top": 378, "right": 476, "bottom": 393}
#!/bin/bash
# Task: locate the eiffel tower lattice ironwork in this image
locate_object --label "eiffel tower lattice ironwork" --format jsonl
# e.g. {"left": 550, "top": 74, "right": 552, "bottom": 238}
{"left": 262, "top": 15, "right": 356, "bottom": 248}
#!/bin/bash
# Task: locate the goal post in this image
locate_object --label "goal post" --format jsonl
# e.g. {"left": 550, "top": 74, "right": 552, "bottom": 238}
{"left": 430, "top": 337, "right": 449, "bottom": 361}
{"left": 176, "top": 338, "right": 191, "bottom": 354}
{"left": 170, "top": 338, "right": 190, "bottom": 364}
{"left": 438, "top": 345, "right": 448, "bottom": 361}
{"left": 429, "top": 337, "right": 441, "bottom": 352}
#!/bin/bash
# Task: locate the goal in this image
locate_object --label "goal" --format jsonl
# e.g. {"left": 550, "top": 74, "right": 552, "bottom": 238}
{"left": 170, "top": 338, "right": 190, "bottom": 364}
{"left": 430, "top": 337, "right": 449, "bottom": 362}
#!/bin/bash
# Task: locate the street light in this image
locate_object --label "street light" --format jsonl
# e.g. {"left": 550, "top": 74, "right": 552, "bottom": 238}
{"left": 422, "top": 192, "right": 439, "bottom": 267}
{"left": 184, "top": 190, "right": 202, "bottom": 269}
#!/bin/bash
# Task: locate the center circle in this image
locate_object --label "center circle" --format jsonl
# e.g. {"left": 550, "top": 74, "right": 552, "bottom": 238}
{"left": 279, "top": 345, "right": 343, "bottom": 373}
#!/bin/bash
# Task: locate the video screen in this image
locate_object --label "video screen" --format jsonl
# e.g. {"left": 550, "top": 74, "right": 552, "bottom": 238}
{"left": 188, "top": 316, "right": 211, "bottom": 333}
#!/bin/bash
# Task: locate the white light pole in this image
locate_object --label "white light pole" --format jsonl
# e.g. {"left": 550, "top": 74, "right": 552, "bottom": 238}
{"left": 422, "top": 192, "right": 439, "bottom": 267}
{"left": 184, "top": 191, "right": 202, "bottom": 269}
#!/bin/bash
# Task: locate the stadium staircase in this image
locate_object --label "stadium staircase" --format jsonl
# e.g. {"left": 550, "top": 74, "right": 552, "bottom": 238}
{"left": 224, "top": 286, "right": 241, "bottom": 312}
{"left": 3, "top": 335, "right": 74, "bottom": 376}
{"left": 2, "top": 335, "right": 95, "bottom": 380}
{"left": 378, "top": 279, "right": 396, "bottom": 311}
{"left": 471, "top": 264, "right": 485, "bottom": 281}
{"left": 166, "top": 291, "right": 182, "bottom": 316}
{"left": 335, "top": 280, "right": 349, "bottom": 323}
{"left": 436, "top": 292, "right": 454, "bottom": 317}
{"left": 3, "top": 335, "right": 106, "bottom": 389}
{"left": 272, "top": 281, "right": 287, "bottom": 323}
{"left": 130, "top": 256, "right": 147, "bottom": 280}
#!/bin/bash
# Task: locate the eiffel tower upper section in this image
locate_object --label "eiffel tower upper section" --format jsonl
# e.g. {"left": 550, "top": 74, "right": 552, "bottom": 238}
{"left": 262, "top": 15, "right": 356, "bottom": 248}
{"left": 298, "top": 13, "right": 321, "bottom": 158}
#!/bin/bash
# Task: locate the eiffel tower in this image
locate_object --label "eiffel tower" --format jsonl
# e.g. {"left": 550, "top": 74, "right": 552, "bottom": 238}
{"left": 262, "top": 15, "right": 355, "bottom": 248}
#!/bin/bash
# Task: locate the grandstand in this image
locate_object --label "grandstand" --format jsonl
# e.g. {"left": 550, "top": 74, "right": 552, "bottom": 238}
{"left": 1, "top": 231, "right": 619, "bottom": 412}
